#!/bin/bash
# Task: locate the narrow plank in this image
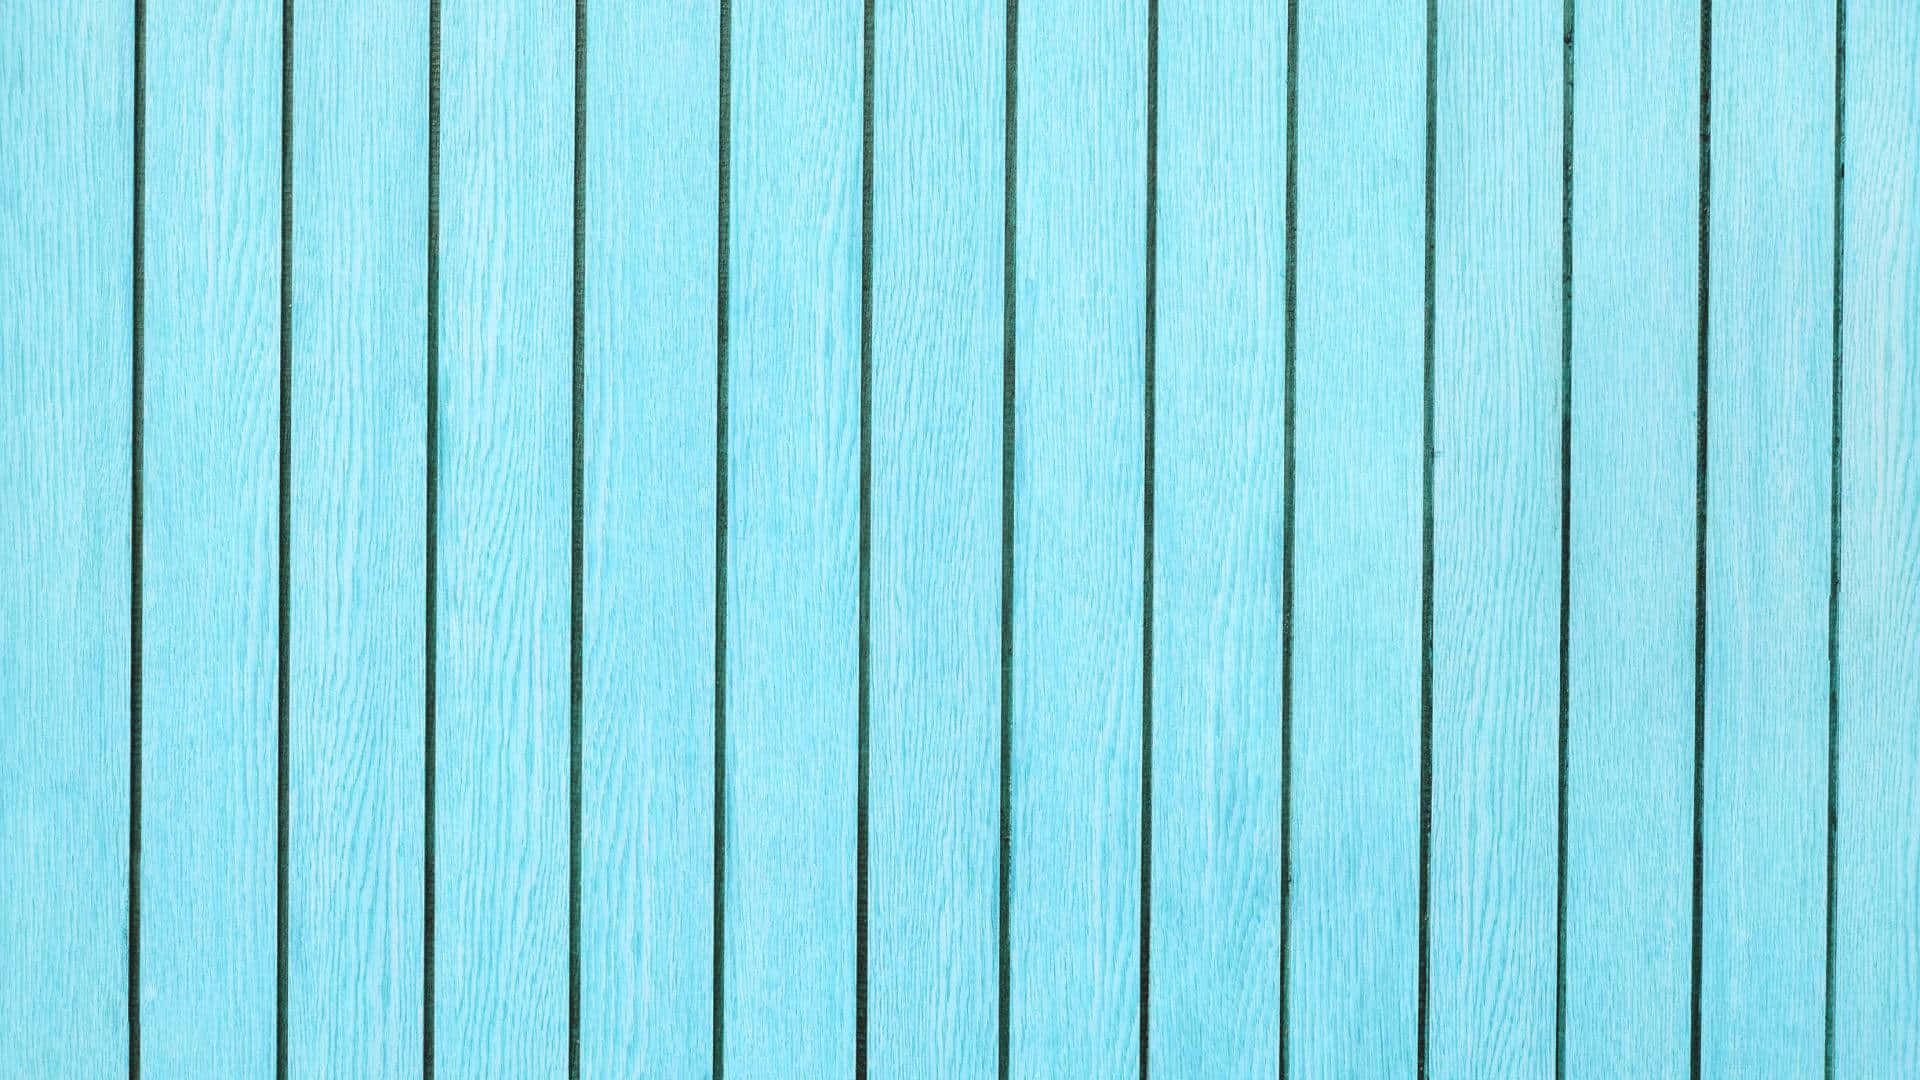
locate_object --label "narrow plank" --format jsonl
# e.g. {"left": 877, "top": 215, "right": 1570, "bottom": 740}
{"left": 285, "top": 2, "right": 427, "bottom": 1076}
{"left": 722, "top": 1, "right": 862, "bottom": 1075}
{"left": 1287, "top": 0, "right": 1424, "bottom": 1070}
{"left": 579, "top": 0, "right": 717, "bottom": 1074}
{"left": 1834, "top": 2, "right": 1919, "bottom": 1074}
{"left": 434, "top": 0, "right": 572, "bottom": 1072}
{"left": 1008, "top": 0, "right": 1146, "bottom": 1074}
{"left": 0, "top": 5, "right": 133, "bottom": 1075}
{"left": 140, "top": 0, "right": 282, "bottom": 1070}
{"left": 1150, "top": 0, "right": 1286, "bottom": 1073}
{"left": 867, "top": 0, "right": 1005, "bottom": 1070}
{"left": 1700, "top": 1, "right": 1835, "bottom": 1074}
{"left": 1562, "top": 1, "right": 1697, "bottom": 1075}
{"left": 1427, "top": 0, "right": 1562, "bottom": 1073}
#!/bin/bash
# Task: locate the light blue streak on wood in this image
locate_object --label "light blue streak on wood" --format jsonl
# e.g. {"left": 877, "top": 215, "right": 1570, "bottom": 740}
{"left": 1562, "top": 2, "right": 1698, "bottom": 1076}
{"left": 286, "top": 3, "right": 427, "bottom": 1075}
{"left": 141, "top": 0, "right": 282, "bottom": 1071}
{"left": 580, "top": 0, "right": 717, "bottom": 1075}
{"left": 1009, "top": 0, "right": 1146, "bottom": 1074}
{"left": 435, "top": 0, "right": 571, "bottom": 1072}
{"left": 724, "top": 1, "right": 862, "bottom": 1075}
{"left": 1150, "top": 1, "right": 1285, "bottom": 1073}
{"left": 1836, "top": 4, "right": 1920, "bottom": 1073}
{"left": 867, "top": 0, "right": 1006, "bottom": 1072}
{"left": 0, "top": 5, "right": 133, "bottom": 1076}
{"left": 1701, "top": 1, "right": 1834, "bottom": 1074}
{"left": 1429, "top": 0, "right": 1562, "bottom": 1073}
{"left": 1287, "top": 0, "right": 1425, "bottom": 1072}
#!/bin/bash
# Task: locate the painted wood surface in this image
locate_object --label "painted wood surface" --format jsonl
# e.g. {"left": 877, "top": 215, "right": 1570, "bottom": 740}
{"left": 579, "top": 0, "right": 716, "bottom": 1076}
{"left": 287, "top": 3, "right": 426, "bottom": 1077}
{"left": 1287, "top": 0, "right": 1425, "bottom": 1073}
{"left": 140, "top": 0, "right": 282, "bottom": 1072}
{"left": 1009, "top": 0, "right": 1146, "bottom": 1075}
{"left": 432, "top": 0, "right": 572, "bottom": 1073}
{"left": 1428, "top": 0, "right": 1563, "bottom": 1074}
{"left": 865, "top": 0, "right": 1005, "bottom": 1074}
{"left": 1149, "top": 1, "right": 1287, "bottom": 1074}
{"left": 1836, "top": 3, "right": 1920, "bottom": 1075}
{"left": 724, "top": 1, "right": 862, "bottom": 1075}
{"left": 1563, "top": 1, "right": 1698, "bottom": 1076}
{"left": 0, "top": 5, "right": 132, "bottom": 1076}
{"left": 5, "top": 3, "right": 1917, "bottom": 1078}
{"left": 1702, "top": 1, "right": 1836, "bottom": 1075}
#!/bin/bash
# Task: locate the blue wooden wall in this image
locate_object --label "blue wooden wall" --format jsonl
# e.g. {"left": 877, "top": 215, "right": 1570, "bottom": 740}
{"left": 1, "top": 2, "right": 1915, "bottom": 1078}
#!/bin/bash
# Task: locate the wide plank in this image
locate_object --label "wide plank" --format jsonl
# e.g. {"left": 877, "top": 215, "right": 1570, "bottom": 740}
{"left": 432, "top": 0, "right": 572, "bottom": 1071}
{"left": 1427, "top": 0, "right": 1562, "bottom": 1073}
{"left": 580, "top": 0, "right": 718, "bottom": 1075}
{"left": 1287, "top": 0, "right": 1425, "bottom": 1074}
{"left": 1008, "top": 0, "right": 1147, "bottom": 1074}
{"left": 867, "top": 0, "right": 1007, "bottom": 1071}
{"left": 722, "top": 0, "right": 863, "bottom": 1075}
{"left": 1834, "top": 2, "right": 1918, "bottom": 1074}
{"left": 1700, "top": 1, "right": 1835, "bottom": 1074}
{"left": 1562, "top": 1, "right": 1698, "bottom": 1076}
{"left": 140, "top": 0, "right": 282, "bottom": 1070}
{"left": 1150, "top": 0, "right": 1286, "bottom": 1073}
{"left": 0, "top": 5, "right": 133, "bottom": 1075}
{"left": 284, "top": 3, "right": 429, "bottom": 1076}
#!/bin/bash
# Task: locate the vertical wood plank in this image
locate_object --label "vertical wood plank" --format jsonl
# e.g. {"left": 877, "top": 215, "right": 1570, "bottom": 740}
{"left": 286, "top": 3, "right": 427, "bottom": 1076}
{"left": 1008, "top": 0, "right": 1146, "bottom": 1074}
{"left": 722, "top": 1, "right": 862, "bottom": 1075}
{"left": 1835, "top": 3, "right": 1920, "bottom": 1072}
{"left": 1428, "top": 0, "right": 1561, "bottom": 1073}
{"left": 1701, "top": 1, "right": 1834, "bottom": 1074}
{"left": 1150, "top": 0, "right": 1285, "bottom": 1073}
{"left": 867, "top": 0, "right": 1005, "bottom": 1071}
{"left": 0, "top": 6, "right": 133, "bottom": 1075}
{"left": 579, "top": 0, "right": 717, "bottom": 1075}
{"left": 1287, "top": 0, "right": 1424, "bottom": 1072}
{"left": 141, "top": 0, "right": 282, "bottom": 1070}
{"left": 1561, "top": 2, "right": 1698, "bottom": 1076}
{"left": 434, "top": 0, "right": 571, "bottom": 1071}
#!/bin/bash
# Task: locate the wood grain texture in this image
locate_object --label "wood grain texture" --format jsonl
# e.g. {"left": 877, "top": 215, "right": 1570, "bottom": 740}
{"left": 140, "top": 0, "right": 282, "bottom": 1071}
{"left": 723, "top": 1, "right": 862, "bottom": 1075}
{"left": 1287, "top": 0, "right": 1425, "bottom": 1074}
{"left": 1701, "top": 1, "right": 1835, "bottom": 1074}
{"left": 1562, "top": 2, "right": 1697, "bottom": 1076}
{"left": 1834, "top": 2, "right": 1919, "bottom": 1074}
{"left": 1008, "top": 0, "right": 1146, "bottom": 1074}
{"left": 286, "top": 3, "right": 427, "bottom": 1075}
{"left": 867, "top": 0, "right": 1006, "bottom": 1072}
{"left": 580, "top": 0, "right": 717, "bottom": 1075}
{"left": 434, "top": 0, "right": 571, "bottom": 1072}
{"left": 1150, "top": 1, "right": 1286, "bottom": 1074}
{"left": 0, "top": 5, "right": 133, "bottom": 1075}
{"left": 1428, "top": 0, "right": 1562, "bottom": 1074}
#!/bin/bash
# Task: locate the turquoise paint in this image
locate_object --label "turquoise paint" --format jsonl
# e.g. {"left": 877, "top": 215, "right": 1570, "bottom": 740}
{"left": 1150, "top": 1, "right": 1288, "bottom": 1073}
{"left": 1836, "top": 4, "right": 1920, "bottom": 1075}
{"left": 433, "top": 0, "right": 572, "bottom": 1072}
{"left": 1564, "top": 0, "right": 1699, "bottom": 1075}
{"left": 1702, "top": 2, "right": 1836, "bottom": 1075}
{"left": 0, "top": 4, "right": 132, "bottom": 1075}
{"left": 580, "top": 0, "right": 717, "bottom": 1075}
{"left": 3, "top": 3, "right": 1915, "bottom": 1077}
{"left": 866, "top": 0, "right": 1006, "bottom": 1073}
{"left": 1009, "top": 0, "right": 1146, "bottom": 1075}
{"left": 1288, "top": 0, "right": 1425, "bottom": 1073}
{"left": 725, "top": 0, "right": 862, "bottom": 1074}
{"left": 287, "top": 2, "right": 427, "bottom": 1076}
{"left": 141, "top": 0, "right": 282, "bottom": 1071}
